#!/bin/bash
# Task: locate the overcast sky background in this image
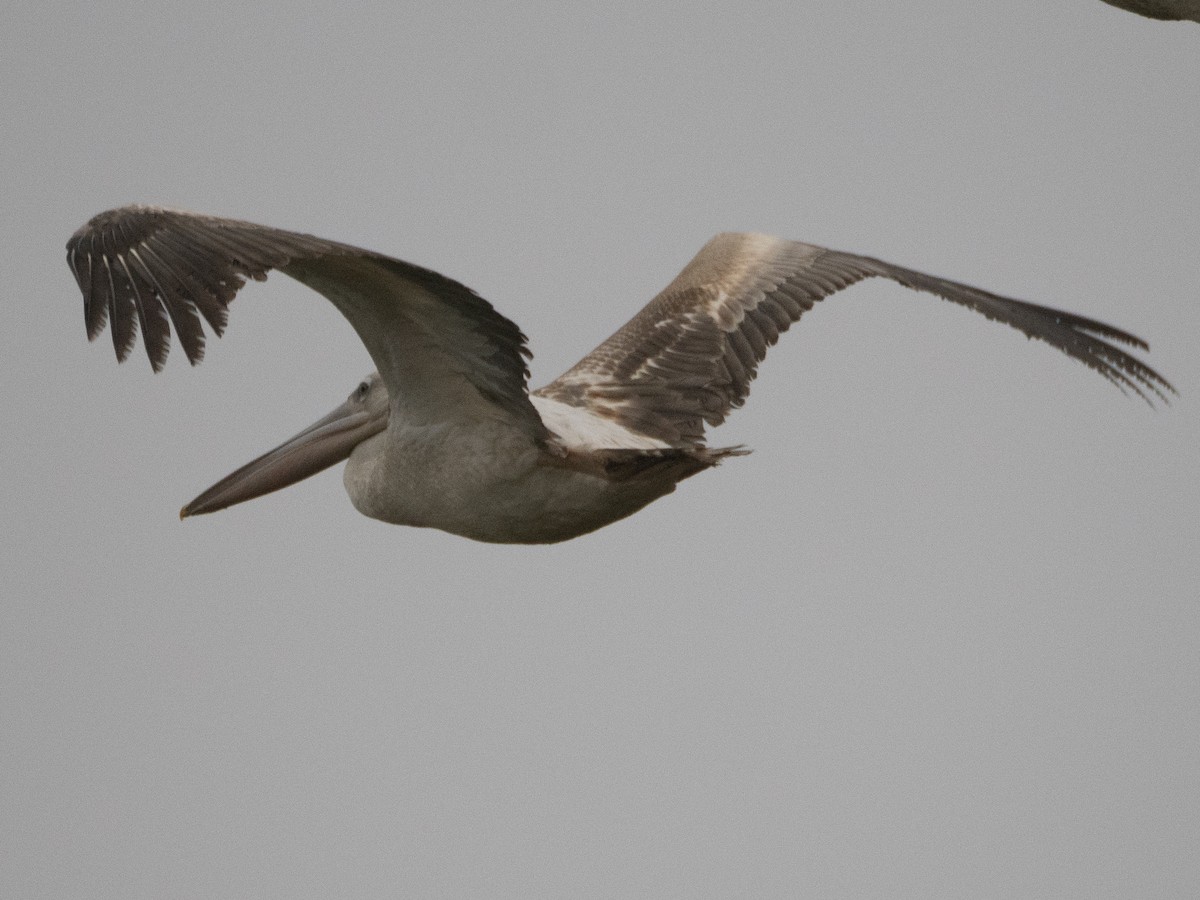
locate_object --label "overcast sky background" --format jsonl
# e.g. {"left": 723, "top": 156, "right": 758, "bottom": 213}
{"left": 3, "top": 1, "right": 1198, "bottom": 897}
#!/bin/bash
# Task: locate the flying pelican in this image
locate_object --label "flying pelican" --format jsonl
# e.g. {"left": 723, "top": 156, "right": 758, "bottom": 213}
{"left": 67, "top": 206, "right": 1171, "bottom": 543}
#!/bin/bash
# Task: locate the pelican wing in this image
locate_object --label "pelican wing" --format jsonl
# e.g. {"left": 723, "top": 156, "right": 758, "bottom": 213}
{"left": 1098, "top": 0, "right": 1200, "bottom": 22}
{"left": 67, "top": 206, "right": 545, "bottom": 438}
{"left": 535, "top": 233, "right": 1172, "bottom": 446}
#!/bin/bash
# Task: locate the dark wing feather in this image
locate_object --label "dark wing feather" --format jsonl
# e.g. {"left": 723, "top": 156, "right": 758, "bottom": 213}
{"left": 535, "top": 233, "right": 1172, "bottom": 447}
{"left": 67, "top": 205, "right": 546, "bottom": 440}
{"left": 1098, "top": 0, "right": 1200, "bottom": 22}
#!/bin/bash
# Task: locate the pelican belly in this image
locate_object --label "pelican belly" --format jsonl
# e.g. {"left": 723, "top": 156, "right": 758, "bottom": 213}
{"left": 342, "top": 420, "right": 682, "bottom": 543}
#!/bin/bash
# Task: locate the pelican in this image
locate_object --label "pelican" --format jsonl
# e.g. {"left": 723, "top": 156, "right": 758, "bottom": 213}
{"left": 1098, "top": 0, "right": 1200, "bottom": 21}
{"left": 67, "top": 206, "right": 1171, "bottom": 543}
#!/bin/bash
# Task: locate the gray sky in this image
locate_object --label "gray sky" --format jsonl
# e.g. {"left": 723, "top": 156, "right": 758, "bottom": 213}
{"left": 3, "top": 1, "right": 1198, "bottom": 897}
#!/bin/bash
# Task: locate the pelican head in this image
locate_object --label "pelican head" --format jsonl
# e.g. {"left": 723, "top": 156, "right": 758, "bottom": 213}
{"left": 180, "top": 373, "right": 389, "bottom": 518}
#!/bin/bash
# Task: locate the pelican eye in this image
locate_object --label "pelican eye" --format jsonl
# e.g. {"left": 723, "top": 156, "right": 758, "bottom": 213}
{"left": 354, "top": 381, "right": 370, "bottom": 402}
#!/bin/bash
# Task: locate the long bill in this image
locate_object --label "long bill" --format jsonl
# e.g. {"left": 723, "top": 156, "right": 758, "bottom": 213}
{"left": 180, "top": 395, "right": 388, "bottom": 518}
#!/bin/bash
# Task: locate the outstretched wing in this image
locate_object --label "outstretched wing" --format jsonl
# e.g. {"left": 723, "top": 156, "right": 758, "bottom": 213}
{"left": 67, "top": 206, "right": 546, "bottom": 439}
{"left": 1098, "top": 0, "right": 1200, "bottom": 23}
{"left": 535, "top": 233, "right": 1172, "bottom": 447}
